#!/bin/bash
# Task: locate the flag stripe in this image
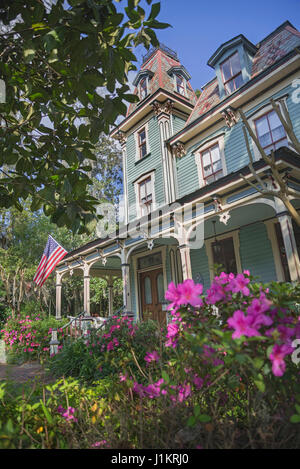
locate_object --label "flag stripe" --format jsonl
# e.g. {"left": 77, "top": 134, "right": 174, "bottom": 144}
{"left": 37, "top": 247, "right": 66, "bottom": 286}
{"left": 33, "top": 256, "right": 47, "bottom": 282}
{"left": 39, "top": 250, "right": 67, "bottom": 286}
{"left": 36, "top": 247, "right": 65, "bottom": 286}
{"left": 33, "top": 236, "right": 68, "bottom": 287}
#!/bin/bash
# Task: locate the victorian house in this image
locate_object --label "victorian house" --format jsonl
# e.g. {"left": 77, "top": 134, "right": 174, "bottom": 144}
{"left": 55, "top": 21, "right": 300, "bottom": 323}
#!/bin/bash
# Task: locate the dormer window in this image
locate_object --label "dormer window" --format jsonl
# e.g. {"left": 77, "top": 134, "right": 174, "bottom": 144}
{"left": 220, "top": 52, "right": 243, "bottom": 95}
{"left": 176, "top": 74, "right": 185, "bottom": 96}
{"left": 140, "top": 77, "right": 148, "bottom": 100}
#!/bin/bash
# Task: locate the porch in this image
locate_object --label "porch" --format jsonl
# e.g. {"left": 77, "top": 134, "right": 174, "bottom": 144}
{"left": 54, "top": 191, "right": 300, "bottom": 323}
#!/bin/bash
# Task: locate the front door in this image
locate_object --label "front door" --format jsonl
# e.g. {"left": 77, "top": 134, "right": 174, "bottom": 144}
{"left": 140, "top": 268, "right": 166, "bottom": 324}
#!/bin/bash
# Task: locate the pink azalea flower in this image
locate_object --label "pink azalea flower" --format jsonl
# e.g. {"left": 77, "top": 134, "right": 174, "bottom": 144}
{"left": 177, "top": 279, "right": 203, "bottom": 307}
{"left": 144, "top": 351, "right": 160, "bottom": 363}
{"left": 165, "top": 282, "right": 181, "bottom": 310}
{"left": 269, "top": 344, "right": 291, "bottom": 377}
{"left": 227, "top": 310, "right": 260, "bottom": 339}
{"left": 228, "top": 274, "right": 250, "bottom": 296}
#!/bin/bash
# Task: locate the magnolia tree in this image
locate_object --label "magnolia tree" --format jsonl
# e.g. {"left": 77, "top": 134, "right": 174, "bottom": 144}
{"left": 0, "top": 0, "right": 169, "bottom": 233}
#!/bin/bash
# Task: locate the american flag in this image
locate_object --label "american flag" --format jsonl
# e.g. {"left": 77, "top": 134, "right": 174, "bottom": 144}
{"left": 33, "top": 235, "right": 68, "bottom": 287}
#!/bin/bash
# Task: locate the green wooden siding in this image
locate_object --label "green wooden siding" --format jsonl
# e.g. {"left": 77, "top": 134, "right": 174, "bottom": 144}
{"left": 126, "top": 116, "right": 166, "bottom": 220}
{"left": 239, "top": 222, "right": 277, "bottom": 283}
{"left": 190, "top": 246, "right": 211, "bottom": 291}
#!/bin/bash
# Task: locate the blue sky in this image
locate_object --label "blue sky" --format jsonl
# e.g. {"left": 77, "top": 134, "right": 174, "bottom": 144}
{"left": 131, "top": 0, "right": 300, "bottom": 90}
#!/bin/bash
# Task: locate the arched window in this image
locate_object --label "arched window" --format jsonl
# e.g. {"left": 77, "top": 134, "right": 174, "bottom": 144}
{"left": 144, "top": 276, "right": 152, "bottom": 304}
{"left": 156, "top": 273, "right": 164, "bottom": 303}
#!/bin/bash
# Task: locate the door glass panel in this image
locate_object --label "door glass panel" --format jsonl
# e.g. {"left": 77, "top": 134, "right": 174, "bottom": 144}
{"left": 156, "top": 273, "right": 164, "bottom": 303}
{"left": 144, "top": 276, "right": 152, "bottom": 304}
{"left": 212, "top": 237, "right": 237, "bottom": 274}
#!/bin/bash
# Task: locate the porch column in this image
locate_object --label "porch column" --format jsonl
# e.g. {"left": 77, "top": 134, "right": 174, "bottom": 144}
{"left": 277, "top": 212, "right": 300, "bottom": 282}
{"left": 121, "top": 263, "right": 131, "bottom": 312}
{"left": 108, "top": 283, "right": 114, "bottom": 316}
{"left": 83, "top": 263, "right": 90, "bottom": 315}
{"left": 179, "top": 244, "right": 193, "bottom": 281}
{"left": 55, "top": 272, "right": 62, "bottom": 320}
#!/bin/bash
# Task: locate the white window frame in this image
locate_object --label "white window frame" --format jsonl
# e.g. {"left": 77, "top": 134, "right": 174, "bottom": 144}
{"left": 194, "top": 134, "right": 227, "bottom": 188}
{"left": 134, "top": 122, "right": 150, "bottom": 162}
{"left": 139, "top": 76, "right": 148, "bottom": 101}
{"left": 133, "top": 171, "right": 156, "bottom": 218}
{"left": 205, "top": 230, "right": 242, "bottom": 283}
{"left": 174, "top": 73, "right": 187, "bottom": 97}
{"left": 248, "top": 97, "right": 291, "bottom": 161}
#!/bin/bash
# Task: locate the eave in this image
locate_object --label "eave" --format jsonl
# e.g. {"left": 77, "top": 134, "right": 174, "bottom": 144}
{"left": 168, "top": 50, "right": 300, "bottom": 147}
{"left": 110, "top": 88, "right": 195, "bottom": 136}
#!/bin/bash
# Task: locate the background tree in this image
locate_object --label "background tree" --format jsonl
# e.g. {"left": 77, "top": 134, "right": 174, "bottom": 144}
{"left": 0, "top": 0, "right": 169, "bottom": 234}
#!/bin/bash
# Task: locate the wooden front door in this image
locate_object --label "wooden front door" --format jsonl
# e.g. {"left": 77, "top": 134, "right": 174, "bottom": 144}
{"left": 140, "top": 268, "right": 166, "bottom": 324}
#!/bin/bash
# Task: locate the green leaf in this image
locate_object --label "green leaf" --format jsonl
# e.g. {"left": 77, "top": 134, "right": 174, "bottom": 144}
{"left": 290, "top": 414, "right": 300, "bottom": 423}
{"left": 40, "top": 400, "right": 53, "bottom": 424}
{"left": 161, "top": 370, "right": 170, "bottom": 384}
{"left": 198, "top": 414, "right": 211, "bottom": 423}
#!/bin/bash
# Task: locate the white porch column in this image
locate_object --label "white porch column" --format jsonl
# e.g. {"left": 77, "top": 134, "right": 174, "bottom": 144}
{"left": 108, "top": 283, "right": 114, "bottom": 316}
{"left": 277, "top": 212, "right": 300, "bottom": 282}
{"left": 55, "top": 272, "right": 62, "bottom": 319}
{"left": 121, "top": 263, "right": 131, "bottom": 312}
{"left": 83, "top": 263, "right": 90, "bottom": 315}
{"left": 179, "top": 244, "right": 193, "bottom": 281}
{"left": 275, "top": 199, "right": 300, "bottom": 282}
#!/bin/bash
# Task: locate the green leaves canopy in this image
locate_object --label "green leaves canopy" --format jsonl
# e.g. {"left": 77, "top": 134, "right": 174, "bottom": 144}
{"left": 0, "top": 0, "right": 169, "bottom": 233}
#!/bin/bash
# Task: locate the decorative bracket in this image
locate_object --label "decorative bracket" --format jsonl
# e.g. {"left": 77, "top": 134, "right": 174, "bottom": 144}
{"left": 212, "top": 194, "right": 223, "bottom": 212}
{"left": 114, "top": 130, "right": 127, "bottom": 145}
{"left": 172, "top": 141, "right": 186, "bottom": 158}
{"left": 221, "top": 106, "right": 238, "bottom": 128}
{"left": 219, "top": 210, "right": 231, "bottom": 225}
{"left": 152, "top": 99, "right": 174, "bottom": 116}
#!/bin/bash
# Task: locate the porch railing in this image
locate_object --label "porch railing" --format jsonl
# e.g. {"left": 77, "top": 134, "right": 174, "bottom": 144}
{"left": 49, "top": 307, "right": 134, "bottom": 355}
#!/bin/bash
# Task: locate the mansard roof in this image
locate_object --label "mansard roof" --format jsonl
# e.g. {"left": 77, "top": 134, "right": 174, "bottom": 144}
{"left": 186, "top": 21, "right": 300, "bottom": 127}
{"left": 126, "top": 44, "right": 197, "bottom": 117}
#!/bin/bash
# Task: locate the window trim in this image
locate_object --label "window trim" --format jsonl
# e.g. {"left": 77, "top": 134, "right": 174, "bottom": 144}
{"left": 220, "top": 51, "right": 243, "bottom": 95}
{"left": 173, "top": 73, "right": 186, "bottom": 97}
{"left": 138, "top": 176, "right": 153, "bottom": 217}
{"left": 248, "top": 97, "right": 290, "bottom": 161}
{"left": 134, "top": 122, "right": 150, "bottom": 161}
{"left": 133, "top": 170, "right": 156, "bottom": 218}
{"left": 253, "top": 109, "right": 288, "bottom": 155}
{"left": 205, "top": 230, "right": 242, "bottom": 283}
{"left": 195, "top": 135, "right": 227, "bottom": 188}
{"left": 139, "top": 77, "right": 148, "bottom": 101}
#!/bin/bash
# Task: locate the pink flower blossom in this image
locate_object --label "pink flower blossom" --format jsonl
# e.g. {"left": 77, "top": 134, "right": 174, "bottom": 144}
{"left": 177, "top": 279, "right": 203, "bottom": 307}
{"left": 227, "top": 310, "right": 261, "bottom": 339}
{"left": 144, "top": 351, "right": 160, "bottom": 363}
{"left": 269, "top": 344, "right": 292, "bottom": 377}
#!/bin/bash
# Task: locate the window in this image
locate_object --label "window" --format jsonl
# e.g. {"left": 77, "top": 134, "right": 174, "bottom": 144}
{"left": 176, "top": 74, "right": 185, "bottom": 96}
{"left": 212, "top": 237, "right": 237, "bottom": 274}
{"left": 139, "top": 176, "right": 153, "bottom": 216}
{"left": 140, "top": 77, "right": 147, "bottom": 100}
{"left": 220, "top": 52, "right": 243, "bottom": 95}
{"left": 138, "top": 128, "right": 147, "bottom": 159}
{"left": 201, "top": 143, "right": 223, "bottom": 184}
{"left": 254, "top": 110, "right": 288, "bottom": 154}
